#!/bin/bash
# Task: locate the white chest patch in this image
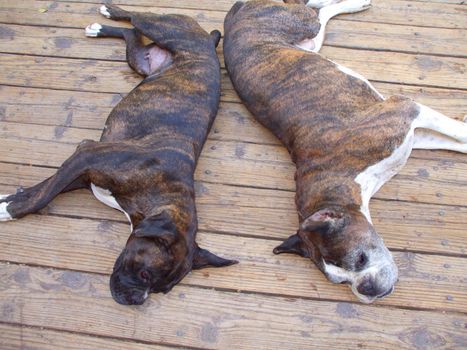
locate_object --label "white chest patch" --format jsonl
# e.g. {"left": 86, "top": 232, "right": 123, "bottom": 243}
{"left": 331, "top": 61, "right": 385, "bottom": 100}
{"left": 0, "top": 195, "right": 13, "bottom": 221}
{"left": 90, "top": 184, "right": 133, "bottom": 232}
{"left": 355, "top": 120, "right": 417, "bottom": 222}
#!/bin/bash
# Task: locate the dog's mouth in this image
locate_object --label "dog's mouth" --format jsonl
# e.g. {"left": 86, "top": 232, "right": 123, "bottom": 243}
{"left": 110, "top": 272, "right": 150, "bottom": 305}
{"left": 351, "top": 285, "right": 395, "bottom": 304}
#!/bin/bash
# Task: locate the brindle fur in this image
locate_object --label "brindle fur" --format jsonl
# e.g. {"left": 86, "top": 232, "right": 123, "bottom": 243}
{"left": 1, "top": 5, "right": 236, "bottom": 305}
{"left": 224, "top": 0, "right": 418, "bottom": 300}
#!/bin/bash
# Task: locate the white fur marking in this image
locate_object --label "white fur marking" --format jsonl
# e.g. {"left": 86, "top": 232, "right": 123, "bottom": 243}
{"left": 323, "top": 258, "right": 394, "bottom": 304}
{"left": 85, "top": 23, "right": 102, "bottom": 37}
{"left": 355, "top": 119, "right": 416, "bottom": 222}
{"left": 99, "top": 5, "right": 111, "bottom": 18}
{"left": 0, "top": 195, "right": 13, "bottom": 221}
{"left": 91, "top": 184, "right": 133, "bottom": 232}
{"left": 143, "top": 289, "right": 149, "bottom": 300}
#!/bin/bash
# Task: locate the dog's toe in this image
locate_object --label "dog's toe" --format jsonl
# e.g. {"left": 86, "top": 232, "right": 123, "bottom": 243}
{"left": 85, "top": 23, "right": 102, "bottom": 37}
{"left": 0, "top": 195, "right": 13, "bottom": 221}
{"left": 99, "top": 5, "right": 112, "bottom": 18}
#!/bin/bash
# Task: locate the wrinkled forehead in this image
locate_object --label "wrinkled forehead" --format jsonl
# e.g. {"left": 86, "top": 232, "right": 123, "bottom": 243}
{"left": 321, "top": 225, "right": 383, "bottom": 258}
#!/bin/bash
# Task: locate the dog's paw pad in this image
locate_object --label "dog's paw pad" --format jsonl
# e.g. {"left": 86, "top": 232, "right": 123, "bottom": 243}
{"left": 99, "top": 5, "right": 111, "bottom": 18}
{"left": 85, "top": 23, "right": 102, "bottom": 37}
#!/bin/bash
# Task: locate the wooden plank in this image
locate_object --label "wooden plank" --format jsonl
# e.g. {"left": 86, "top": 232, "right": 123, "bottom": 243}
{"left": 1, "top": 142, "right": 467, "bottom": 208}
{"left": 1, "top": 51, "right": 465, "bottom": 101}
{"left": 0, "top": 263, "right": 466, "bottom": 349}
{"left": 0, "top": 323, "right": 175, "bottom": 350}
{"left": 0, "top": 1, "right": 223, "bottom": 32}
{"left": 0, "top": 164, "right": 466, "bottom": 256}
{"left": 0, "top": 214, "right": 465, "bottom": 311}
{"left": 7, "top": 0, "right": 467, "bottom": 29}
{"left": 1, "top": 84, "right": 466, "bottom": 131}
{"left": 1, "top": 120, "right": 467, "bottom": 203}
{"left": 40, "top": 0, "right": 467, "bottom": 10}
{"left": 1, "top": 20, "right": 465, "bottom": 61}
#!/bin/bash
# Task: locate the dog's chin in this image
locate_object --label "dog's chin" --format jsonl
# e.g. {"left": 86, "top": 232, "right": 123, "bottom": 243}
{"left": 350, "top": 285, "right": 395, "bottom": 304}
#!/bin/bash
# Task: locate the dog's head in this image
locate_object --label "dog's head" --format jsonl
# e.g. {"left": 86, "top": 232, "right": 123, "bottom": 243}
{"left": 110, "top": 210, "right": 237, "bottom": 305}
{"left": 274, "top": 206, "right": 398, "bottom": 303}
{"left": 224, "top": 0, "right": 320, "bottom": 44}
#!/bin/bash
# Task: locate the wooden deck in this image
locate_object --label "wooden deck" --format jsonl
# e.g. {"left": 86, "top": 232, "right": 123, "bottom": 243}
{"left": 0, "top": 0, "right": 466, "bottom": 349}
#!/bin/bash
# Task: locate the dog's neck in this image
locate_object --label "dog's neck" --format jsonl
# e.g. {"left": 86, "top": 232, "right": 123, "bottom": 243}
{"left": 295, "top": 167, "right": 363, "bottom": 220}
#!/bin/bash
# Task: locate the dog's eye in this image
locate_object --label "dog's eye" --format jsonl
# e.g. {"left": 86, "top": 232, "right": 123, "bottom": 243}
{"left": 140, "top": 270, "right": 150, "bottom": 282}
{"left": 355, "top": 253, "right": 368, "bottom": 270}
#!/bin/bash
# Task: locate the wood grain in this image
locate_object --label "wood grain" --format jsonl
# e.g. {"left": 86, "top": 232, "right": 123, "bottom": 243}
{"left": 0, "top": 263, "right": 466, "bottom": 349}
{"left": 0, "top": 214, "right": 465, "bottom": 311}
{"left": 0, "top": 162, "right": 466, "bottom": 256}
{"left": 8, "top": 0, "right": 466, "bottom": 29}
{"left": 1, "top": 21, "right": 465, "bottom": 60}
{"left": 0, "top": 323, "right": 175, "bottom": 350}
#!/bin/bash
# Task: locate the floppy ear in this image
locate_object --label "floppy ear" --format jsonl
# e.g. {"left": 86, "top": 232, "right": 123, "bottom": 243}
{"left": 133, "top": 211, "right": 178, "bottom": 246}
{"left": 192, "top": 246, "right": 238, "bottom": 270}
{"left": 273, "top": 233, "right": 310, "bottom": 257}
{"left": 300, "top": 208, "right": 346, "bottom": 234}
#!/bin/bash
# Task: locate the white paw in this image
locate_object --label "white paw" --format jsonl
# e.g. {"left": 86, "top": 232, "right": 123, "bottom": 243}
{"left": 463, "top": 115, "right": 467, "bottom": 123}
{"left": 339, "top": 0, "right": 372, "bottom": 13}
{"left": 99, "top": 5, "right": 111, "bottom": 18}
{"left": 0, "top": 195, "right": 13, "bottom": 222}
{"left": 85, "top": 23, "right": 102, "bottom": 37}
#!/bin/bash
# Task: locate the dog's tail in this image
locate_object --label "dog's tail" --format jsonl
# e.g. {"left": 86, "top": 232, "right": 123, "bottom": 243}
{"left": 210, "top": 30, "right": 221, "bottom": 48}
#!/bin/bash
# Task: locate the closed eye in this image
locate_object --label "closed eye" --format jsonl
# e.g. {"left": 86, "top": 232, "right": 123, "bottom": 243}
{"left": 355, "top": 253, "right": 368, "bottom": 270}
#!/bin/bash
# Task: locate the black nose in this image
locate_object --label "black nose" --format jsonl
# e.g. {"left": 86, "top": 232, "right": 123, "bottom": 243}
{"left": 357, "top": 279, "right": 379, "bottom": 297}
{"left": 357, "top": 279, "right": 393, "bottom": 298}
{"left": 110, "top": 274, "right": 147, "bottom": 305}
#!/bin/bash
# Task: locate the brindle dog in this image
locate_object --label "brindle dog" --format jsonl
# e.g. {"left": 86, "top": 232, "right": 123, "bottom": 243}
{"left": 0, "top": 5, "right": 237, "bottom": 305}
{"left": 223, "top": 0, "right": 467, "bottom": 303}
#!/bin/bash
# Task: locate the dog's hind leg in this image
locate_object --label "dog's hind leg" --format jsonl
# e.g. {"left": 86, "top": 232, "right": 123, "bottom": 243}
{"left": 85, "top": 24, "right": 171, "bottom": 77}
{"left": 299, "top": 0, "right": 371, "bottom": 52}
{"left": 413, "top": 129, "right": 467, "bottom": 153}
{"left": 0, "top": 141, "right": 100, "bottom": 221}
{"left": 415, "top": 103, "right": 467, "bottom": 143}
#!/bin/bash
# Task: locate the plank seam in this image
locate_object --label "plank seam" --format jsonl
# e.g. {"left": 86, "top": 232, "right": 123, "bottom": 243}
{"left": 0, "top": 320, "right": 204, "bottom": 350}
{"left": 1, "top": 260, "right": 465, "bottom": 315}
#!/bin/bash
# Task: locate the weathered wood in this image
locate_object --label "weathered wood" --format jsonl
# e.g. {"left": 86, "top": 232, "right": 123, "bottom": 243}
{"left": 0, "top": 1, "right": 223, "bottom": 32}
{"left": 1, "top": 20, "right": 465, "bottom": 60}
{"left": 1, "top": 49, "right": 465, "bottom": 93}
{"left": 0, "top": 323, "right": 175, "bottom": 350}
{"left": 1, "top": 120, "right": 466, "bottom": 203}
{"left": 0, "top": 263, "right": 466, "bottom": 349}
{"left": 43, "top": 0, "right": 467, "bottom": 10}
{"left": 0, "top": 163, "right": 466, "bottom": 256}
{"left": 7, "top": 0, "right": 466, "bottom": 29}
{"left": 1, "top": 85, "right": 465, "bottom": 131}
{"left": 1, "top": 214, "right": 466, "bottom": 311}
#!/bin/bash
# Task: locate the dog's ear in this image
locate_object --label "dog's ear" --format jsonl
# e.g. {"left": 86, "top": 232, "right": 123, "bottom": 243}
{"left": 300, "top": 208, "right": 346, "bottom": 235}
{"left": 133, "top": 211, "right": 178, "bottom": 246}
{"left": 192, "top": 245, "right": 238, "bottom": 269}
{"left": 283, "top": 0, "right": 308, "bottom": 4}
{"left": 273, "top": 233, "right": 310, "bottom": 257}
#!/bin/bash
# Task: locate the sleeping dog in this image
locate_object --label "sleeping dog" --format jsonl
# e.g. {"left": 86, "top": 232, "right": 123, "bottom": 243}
{"left": 0, "top": 5, "right": 237, "bottom": 305}
{"left": 223, "top": 0, "right": 466, "bottom": 303}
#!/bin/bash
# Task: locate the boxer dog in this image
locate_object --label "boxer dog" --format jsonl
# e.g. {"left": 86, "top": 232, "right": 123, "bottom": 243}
{"left": 223, "top": 0, "right": 467, "bottom": 303}
{"left": 0, "top": 5, "right": 237, "bottom": 305}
